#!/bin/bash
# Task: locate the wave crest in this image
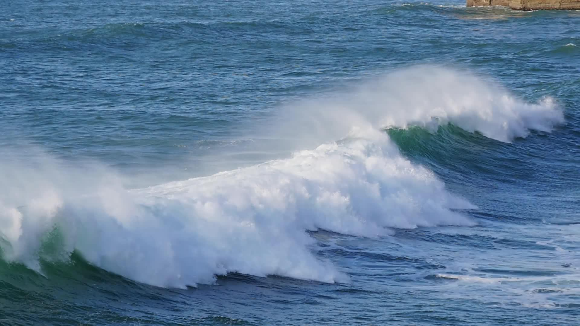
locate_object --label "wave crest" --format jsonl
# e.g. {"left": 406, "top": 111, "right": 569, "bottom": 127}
{"left": 0, "top": 66, "right": 564, "bottom": 287}
{"left": 276, "top": 66, "right": 563, "bottom": 145}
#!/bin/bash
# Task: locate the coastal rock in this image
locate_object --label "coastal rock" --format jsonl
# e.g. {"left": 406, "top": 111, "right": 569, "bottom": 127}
{"left": 467, "top": 0, "right": 580, "bottom": 9}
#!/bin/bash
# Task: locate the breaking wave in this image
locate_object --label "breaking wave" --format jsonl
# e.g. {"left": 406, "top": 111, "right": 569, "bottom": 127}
{"left": 0, "top": 66, "right": 564, "bottom": 288}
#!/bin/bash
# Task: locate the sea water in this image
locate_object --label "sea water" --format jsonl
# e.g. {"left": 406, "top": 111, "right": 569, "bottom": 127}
{"left": 1, "top": 0, "right": 579, "bottom": 324}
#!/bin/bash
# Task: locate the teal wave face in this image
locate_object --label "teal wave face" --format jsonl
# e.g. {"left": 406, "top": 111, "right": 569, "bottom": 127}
{"left": 388, "top": 120, "right": 578, "bottom": 227}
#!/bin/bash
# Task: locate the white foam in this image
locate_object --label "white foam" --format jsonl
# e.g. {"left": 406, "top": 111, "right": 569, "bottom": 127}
{"left": 435, "top": 274, "right": 508, "bottom": 284}
{"left": 0, "top": 132, "right": 475, "bottom": 287}
{"left": 273, "top": 66, "right": 563, "bottom": 146}
{"left": 0, "top": 66, "right": 565, "bottom": 287}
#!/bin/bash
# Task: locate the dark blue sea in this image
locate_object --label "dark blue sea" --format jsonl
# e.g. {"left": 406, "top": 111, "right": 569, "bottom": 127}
{"left": 1, "top": 0, "right": 579, "bottom": 325}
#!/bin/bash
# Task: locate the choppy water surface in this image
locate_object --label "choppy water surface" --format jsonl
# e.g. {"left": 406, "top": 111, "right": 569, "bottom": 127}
{"left": 1, "top": 0, "right": 579, "bottom": 325}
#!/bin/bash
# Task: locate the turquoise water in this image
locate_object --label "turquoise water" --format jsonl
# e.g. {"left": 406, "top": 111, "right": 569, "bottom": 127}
{"left": 1, "top": 0, "right": 579, "bottom": 324}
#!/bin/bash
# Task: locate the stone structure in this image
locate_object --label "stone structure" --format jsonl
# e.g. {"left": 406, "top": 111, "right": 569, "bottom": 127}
{"left": 467, "top": 0, "right": 580, "bottom": 9}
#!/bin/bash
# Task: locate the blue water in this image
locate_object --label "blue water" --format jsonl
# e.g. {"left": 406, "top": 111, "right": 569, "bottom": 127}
{"left": 1, "top": 0, "right": 579, "bottom": 325}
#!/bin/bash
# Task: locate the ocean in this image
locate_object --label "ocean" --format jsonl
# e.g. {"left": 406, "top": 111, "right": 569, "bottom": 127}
{"left": 1, "top": 0, "right": 579, "bottom": 325}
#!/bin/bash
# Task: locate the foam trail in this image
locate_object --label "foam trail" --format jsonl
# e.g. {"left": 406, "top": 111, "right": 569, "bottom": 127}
{"left": 0, "top": 66, "right": 564, "bottom": 288}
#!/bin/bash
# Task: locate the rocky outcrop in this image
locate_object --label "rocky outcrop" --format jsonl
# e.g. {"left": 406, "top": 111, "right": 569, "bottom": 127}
{"left": 467, "top": 0, "right": 580, "bottom": 9}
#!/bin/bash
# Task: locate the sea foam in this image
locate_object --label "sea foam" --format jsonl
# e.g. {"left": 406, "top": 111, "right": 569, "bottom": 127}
{"left": 0, "top": 66, "right": 564, "bottom": 287}
{"left": 273, "top": 65, "right": 564, "bottom": 147}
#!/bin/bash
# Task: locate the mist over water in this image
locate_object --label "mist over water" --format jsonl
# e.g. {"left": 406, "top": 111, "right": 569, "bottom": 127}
{"left": 1, "top": 0, "right": 579, "bottom": 325}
